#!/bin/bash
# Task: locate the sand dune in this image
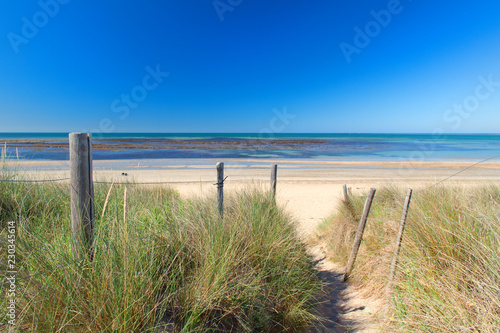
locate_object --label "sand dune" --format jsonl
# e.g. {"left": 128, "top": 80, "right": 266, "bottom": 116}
{"left": 9, "top": 158, "right": 500, "bottom": 331}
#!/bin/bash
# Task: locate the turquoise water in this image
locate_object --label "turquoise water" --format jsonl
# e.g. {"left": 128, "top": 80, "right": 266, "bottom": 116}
{"left": 0, "top": 133, "right": 499, "bottom": 161}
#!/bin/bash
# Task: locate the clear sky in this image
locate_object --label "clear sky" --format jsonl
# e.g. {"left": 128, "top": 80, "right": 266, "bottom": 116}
{"left": 1, "top": 0, "right": 499, "bottom": 133}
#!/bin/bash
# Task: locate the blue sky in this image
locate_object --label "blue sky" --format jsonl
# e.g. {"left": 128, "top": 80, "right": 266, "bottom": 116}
{"left": 1, "top": 0, "right": 499, "bottom": 133}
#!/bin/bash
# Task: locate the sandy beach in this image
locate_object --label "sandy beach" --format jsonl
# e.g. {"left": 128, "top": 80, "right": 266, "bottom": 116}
{"left": 5, "top": 158, "right": 500, "bottom": 331}
{"left": 8, "top": 158, "right": 500, "bottom": 237}
{"left": 9, "top": 157, "right": 498, "bottom": 331}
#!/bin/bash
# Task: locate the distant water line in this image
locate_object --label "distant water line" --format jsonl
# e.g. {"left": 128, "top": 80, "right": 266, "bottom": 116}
{"left": 0, "top": 133, "right": 499, "bottom": 162}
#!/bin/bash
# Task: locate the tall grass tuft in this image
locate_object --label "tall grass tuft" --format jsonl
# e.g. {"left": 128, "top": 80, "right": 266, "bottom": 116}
{"left": 318, "top": 183, "right": 500, "bottom": 332}
{"left": 0, "top": 167, "right": 322, "bottom": 332}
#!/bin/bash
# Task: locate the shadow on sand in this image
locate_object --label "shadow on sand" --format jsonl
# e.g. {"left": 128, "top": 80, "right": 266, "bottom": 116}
{"left": 312, "top": 256, "right": 368, "bottom": 333}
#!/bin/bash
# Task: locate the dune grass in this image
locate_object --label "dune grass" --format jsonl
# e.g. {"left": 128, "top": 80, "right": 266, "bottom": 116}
{"left": 318, "top": 183, "right": 500, "bottom": 332}
{"left": 0, "top": 168, "right": 322, "bottom": 332}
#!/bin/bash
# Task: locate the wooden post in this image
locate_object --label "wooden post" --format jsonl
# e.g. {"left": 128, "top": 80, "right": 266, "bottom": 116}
{"left": 387, "top": 188, "right": 413, "bottom": 293}
{"left": 343, "top": 184, "right": 349, "bottom": 202}
{"left": 1, "top": 142, "right": 6, "bottom": 161}
{"left": 69, "top": 133, "right": 95, "bottom": 260}
{"left": 216, "top": 162, "right": 224, "bottom": 217}
{"left": 344, "top": 188, "right": 376, "bottom": 281}
{"left": 270, "top": 164, "right": 277, "bottom": 199}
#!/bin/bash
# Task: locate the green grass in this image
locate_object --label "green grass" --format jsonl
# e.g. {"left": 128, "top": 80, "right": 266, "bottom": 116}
{"left": 0, "top": 168, "right": 322, "bottom": 332}
{"left": 318, "top": 184, "right": 500, "bottom": 332}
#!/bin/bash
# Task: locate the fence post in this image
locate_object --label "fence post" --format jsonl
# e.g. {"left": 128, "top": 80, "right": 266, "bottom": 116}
{"left": 69, "top": 133, "right": 95, "bottom": 260}
{"left": 270, "top": 164, "right": 277, "bottom": 199}
{"left": 1, "top": 142, "right": 6, "bottom": 161}
{"left": 344, "top": 188, "right": 376, "bottom": 281}
{"left": 216, "top": 162, "right": 224, "bottom": 217}
{"left": 386, "top": 188, "right": 413, "bottom": 294}
{"left": 343, "top": 184, "right": 349, "bottom": 202}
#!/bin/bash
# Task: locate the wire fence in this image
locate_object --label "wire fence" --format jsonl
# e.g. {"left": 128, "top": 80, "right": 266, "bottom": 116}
{"left": 1, "top": 155, "right": 499, "bottom": 186}
{"left": 0, "top": 166, "right": 275, "bottom": 185}
{"left": 0, "top": 177, "right": 175, "bottom": 185}
{"left": 416, "top": 154, "right": 500, "bottom": 193}
{"left": 0, "top": 177, "right": 71, "bottom": 183}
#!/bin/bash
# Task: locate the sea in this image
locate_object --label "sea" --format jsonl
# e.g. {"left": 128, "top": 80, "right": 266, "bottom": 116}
{"left": 0, "top": 133, "right": 499, "bottom": 162}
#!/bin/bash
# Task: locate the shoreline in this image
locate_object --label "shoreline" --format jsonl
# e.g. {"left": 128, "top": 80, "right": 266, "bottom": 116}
{"left": 4, "top": 157, "right": 500, "bottom": 170}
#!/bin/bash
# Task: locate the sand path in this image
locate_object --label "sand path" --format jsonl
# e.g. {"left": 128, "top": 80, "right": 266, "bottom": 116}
{"left": 126, "top": 180, "right": 386, "bottom": 331}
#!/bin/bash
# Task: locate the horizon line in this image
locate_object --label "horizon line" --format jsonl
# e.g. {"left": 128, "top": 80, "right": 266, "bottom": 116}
{"left": 0, "top": 131, "right": 499, "bottom": 135}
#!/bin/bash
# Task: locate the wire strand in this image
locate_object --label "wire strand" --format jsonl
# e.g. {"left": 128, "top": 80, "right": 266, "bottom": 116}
{"left": 94, "top": 180, "right": 173, "bottom": 185}
{"left": 0, "top": 177, "right": 70, "bottom": 183}
{"left": 418, "top": 154, "right": 500, "bottom": 193}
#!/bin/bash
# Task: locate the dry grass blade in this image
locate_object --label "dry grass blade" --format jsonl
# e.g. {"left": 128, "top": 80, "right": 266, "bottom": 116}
{"left": 100, "top": 182, "right": 114, "bottom": 220}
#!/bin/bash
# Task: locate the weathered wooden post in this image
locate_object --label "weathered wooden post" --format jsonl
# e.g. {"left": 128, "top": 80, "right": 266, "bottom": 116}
{"left": 386, "top": 188, "right": 413, "bottom": 294}
{"left": 270, "top": 164, "right": 277, "bottom": 199}
{"left": 1, "top": 142, "right": 6, "bottom": 161}
{"left": 216, "top": 162, "right": 224, "bottom": 217}
{"left": 344, "top": 188, "right": 376, "bottom": 281}
{"left": 343, "top": 184, "right": 349, "bottom": 202}
{"left": 69, "top": 133, "right": 95, "bottom": 260}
